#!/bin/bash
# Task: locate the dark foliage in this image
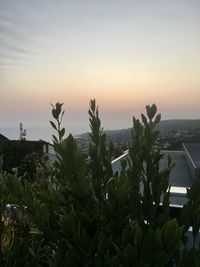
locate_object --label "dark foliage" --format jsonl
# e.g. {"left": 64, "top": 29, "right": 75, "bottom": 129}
{"left": 0, "top": 101, "right": 200, "bottom": 266}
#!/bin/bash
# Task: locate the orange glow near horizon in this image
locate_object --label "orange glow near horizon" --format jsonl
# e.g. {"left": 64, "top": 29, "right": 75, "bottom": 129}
{"left": 3, "top": 61, "right": 199, "bottom": 111}
{"left": 0, "top": 0, "right": 200, "bottom": 128}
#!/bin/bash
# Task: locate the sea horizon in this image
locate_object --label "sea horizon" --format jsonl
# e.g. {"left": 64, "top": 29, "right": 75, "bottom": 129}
{"left": 1, "top": 117, "right": 200, "bottom": 143}
{"left": 0, "top": 126, "right": 90, "bottom": 143}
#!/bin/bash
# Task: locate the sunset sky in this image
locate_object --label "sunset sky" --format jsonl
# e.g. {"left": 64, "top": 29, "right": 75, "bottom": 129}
{"left": 0, "top": 0, "right": 200, "bottom": 135}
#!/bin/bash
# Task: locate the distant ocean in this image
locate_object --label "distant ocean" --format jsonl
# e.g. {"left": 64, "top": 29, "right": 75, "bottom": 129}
{"left": 1, "top": 126, "right": 89, "bottom": 143}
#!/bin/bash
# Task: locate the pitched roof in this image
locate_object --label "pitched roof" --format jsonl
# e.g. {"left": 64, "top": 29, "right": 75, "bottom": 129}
{"left": 0, "top": 133, "right": 9, "bottom": 140}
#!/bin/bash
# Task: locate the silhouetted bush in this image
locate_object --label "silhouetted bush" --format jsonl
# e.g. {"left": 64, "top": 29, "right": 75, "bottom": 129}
{"left": 0, "top": 101, "right": 200, "bottom": 266}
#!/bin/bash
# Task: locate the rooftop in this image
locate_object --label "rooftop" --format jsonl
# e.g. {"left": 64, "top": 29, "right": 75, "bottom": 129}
{"left": 0, "top": 133, "right": 9, "bottom": 140}
{"left": 183, "top": 143, "right": 200, "bottom": 169}
{"left": 160, "top": 150, "right": 193, "bottom": 187}
{"left": 112, "top": 150, "right": 193, "bottom": 188}
{"left": 112, "top": 150, "right": 194, "bottom": 206}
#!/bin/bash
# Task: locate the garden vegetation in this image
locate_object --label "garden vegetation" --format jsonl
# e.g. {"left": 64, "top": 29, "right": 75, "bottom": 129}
{"left": 0, "top": 100, "right": 200, "bottom": 266}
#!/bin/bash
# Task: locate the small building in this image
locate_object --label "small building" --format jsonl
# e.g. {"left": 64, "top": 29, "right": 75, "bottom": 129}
{"left": 43, "top": 141, "right": 56, "bottom": 162}
{"left": 0, "top": 139, "right": 56, "bottom": 172}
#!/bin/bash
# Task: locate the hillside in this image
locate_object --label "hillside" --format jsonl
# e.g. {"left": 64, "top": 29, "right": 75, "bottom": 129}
{"left": 156, "top": 119, "right": 200, "bottom": 132}
{"left": 79, "top": 119, "right": 200, "bottom": 143}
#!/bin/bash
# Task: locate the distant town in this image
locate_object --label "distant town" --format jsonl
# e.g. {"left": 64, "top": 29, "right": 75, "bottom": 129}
{"left": 76, "top": 119, "right": 200, "bottom": 159}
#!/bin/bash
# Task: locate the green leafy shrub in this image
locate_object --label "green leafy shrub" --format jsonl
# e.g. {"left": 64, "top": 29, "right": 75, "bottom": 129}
{"left": 0, "top": 100, "right": 200, "bottom": 266}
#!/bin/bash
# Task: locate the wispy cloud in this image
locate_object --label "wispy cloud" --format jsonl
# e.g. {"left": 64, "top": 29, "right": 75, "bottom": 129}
{"left": 0, "top": 12, "right": 37, "bottom": 71}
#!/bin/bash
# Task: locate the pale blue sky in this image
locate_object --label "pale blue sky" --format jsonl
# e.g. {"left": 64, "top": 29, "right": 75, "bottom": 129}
{"left": 0, "top": 0, "right": 200, "bottom": 133}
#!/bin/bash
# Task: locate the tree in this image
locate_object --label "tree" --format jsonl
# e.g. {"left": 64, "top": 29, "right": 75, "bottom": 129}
{"left": 19, "top": 123, "right": 27, "bottom": 141}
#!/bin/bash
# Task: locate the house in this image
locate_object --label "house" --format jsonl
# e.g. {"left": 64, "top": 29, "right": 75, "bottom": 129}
{"left": 0, "top": 139, "right": 56, "bottom": 172}
{"left": 42, "top": 141, "right": 56, "bottom": 162}
{"left": 21, "top": 140, "right": 56, "bottom": 161}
